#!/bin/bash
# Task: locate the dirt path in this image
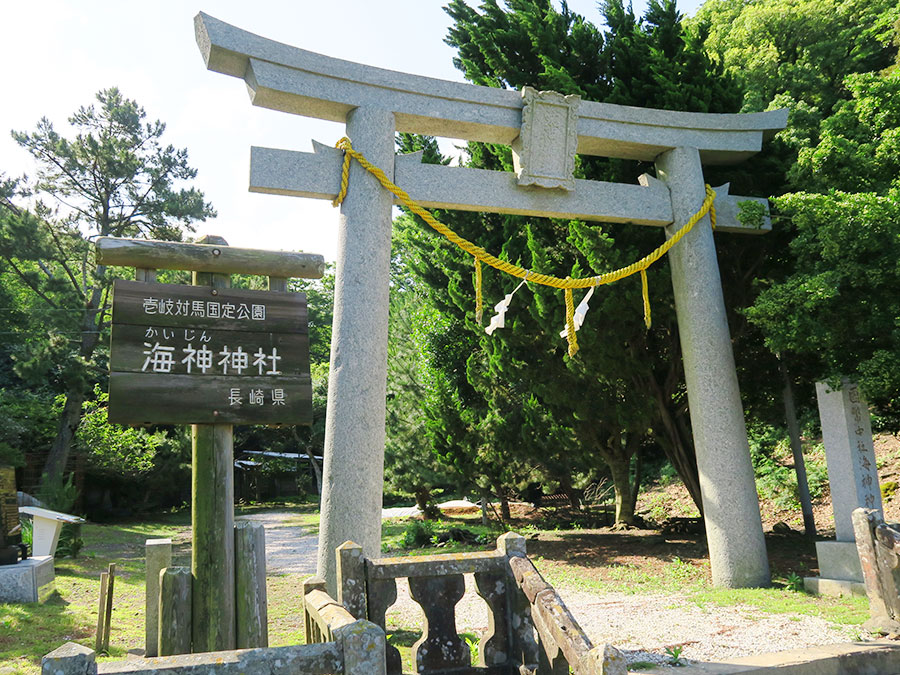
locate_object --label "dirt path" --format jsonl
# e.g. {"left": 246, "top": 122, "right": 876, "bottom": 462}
{"left": 236, "top": 511, "right": 318, "bottom": 574}
{"left": 246, "top": 511, "right": 869, "bottom": 669}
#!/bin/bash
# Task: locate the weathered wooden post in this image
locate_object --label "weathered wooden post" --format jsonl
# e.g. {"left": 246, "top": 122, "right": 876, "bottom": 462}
{"left": 189, "top": 235, "right": 236, "bottom": 651}
{"left": 235, "top": 520, "right": 268, "bottom": 648}
{"left": 159, "top": 566, "right": 192, "bottom": 656}
{"left": 98, "top": 235, "right": 323, "bottom": 652}
{"left": 145, "top": 538, "right": 172, "bottom": 657}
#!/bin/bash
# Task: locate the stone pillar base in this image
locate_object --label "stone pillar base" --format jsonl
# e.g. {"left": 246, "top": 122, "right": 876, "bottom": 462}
{"left": 0, "top": 555, "right": 55, "bottom": 603}
{"left": 804, "top": 540, "right": 866, "bottom": 597}
{"left": 803, "top": 576, "right": 867, "bottom": 597}
{"left": 817, "top": 540, "right": 864, "bottom": 581}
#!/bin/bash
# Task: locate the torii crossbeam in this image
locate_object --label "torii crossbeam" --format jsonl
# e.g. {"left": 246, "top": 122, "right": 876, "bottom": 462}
{"left": 195, "top": 12, "right": 787, "bottom": 595}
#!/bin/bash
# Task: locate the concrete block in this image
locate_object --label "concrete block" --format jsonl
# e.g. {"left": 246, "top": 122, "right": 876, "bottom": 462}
{"left": 803, "top": 575, "right": 867, "bottom": 597}
{"left": 0, "top": 556, "right": 55, "bottom": 603}
{"left": 42, "top": 642, "right": 96, "bottom": 675}
{"left": 816, "top": 540, "right": 864, "bottom": 582}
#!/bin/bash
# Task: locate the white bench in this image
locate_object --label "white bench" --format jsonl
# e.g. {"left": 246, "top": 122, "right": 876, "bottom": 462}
{"left": 18, "top": 506, "right": 84, "bottom": 557}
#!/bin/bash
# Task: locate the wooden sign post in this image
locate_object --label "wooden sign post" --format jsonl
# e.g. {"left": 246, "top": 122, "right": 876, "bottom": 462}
{"left": 98, "top": 234, "right": 324, "bottom": 653}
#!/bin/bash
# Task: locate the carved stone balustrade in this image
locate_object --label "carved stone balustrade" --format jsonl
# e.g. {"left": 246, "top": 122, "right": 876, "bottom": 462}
{"left": 309, "top": 532, "right": 625, "bottom": 675}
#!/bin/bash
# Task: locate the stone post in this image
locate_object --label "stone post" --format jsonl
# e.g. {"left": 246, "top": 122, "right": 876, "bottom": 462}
{"left": 41, "top": 642, "right": 96, "bottom": 675}
{"left": 812, "top": 380, "right": 881, "bottom": 585}
{"left": 655, "top": 146, "right": 770, "bottom": 588}
{"left": 145, "top": 538, "right": 172, "bottom": 657}
{"left": 335, "top": 619, "right": 387, "bottom": 675}
{"left": 317, "top": 107, "right": 395, "bottom": 596}
{"left": 817, "top": 380, "right": 882, "bottom": 540}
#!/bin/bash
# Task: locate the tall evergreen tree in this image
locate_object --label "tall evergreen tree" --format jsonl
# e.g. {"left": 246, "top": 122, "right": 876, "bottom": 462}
{"left": 389, "top": 0, "right": 746, "bottom": 524}
{"left": 2, "top": 88, "right": 214, "bottom": 485}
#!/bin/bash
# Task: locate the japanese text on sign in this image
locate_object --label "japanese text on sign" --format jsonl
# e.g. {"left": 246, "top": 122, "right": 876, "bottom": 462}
{"left": 142, "top": 296, "right": 266, "bottom": 321}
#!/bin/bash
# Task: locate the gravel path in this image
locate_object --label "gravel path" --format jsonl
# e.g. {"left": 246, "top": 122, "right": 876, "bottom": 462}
{"left": 237, "top": 511, "right": 318, "bottom": 574}
{"left": 247, "top": 511, "right": 868, "bottom": 669}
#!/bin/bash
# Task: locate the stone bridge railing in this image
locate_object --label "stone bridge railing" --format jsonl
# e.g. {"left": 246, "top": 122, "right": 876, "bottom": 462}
{"left": 315, "top": 532, "right": 625, "bottom": 675}
{"left": 42, "top": 590, "right": 385, "bottom": 675}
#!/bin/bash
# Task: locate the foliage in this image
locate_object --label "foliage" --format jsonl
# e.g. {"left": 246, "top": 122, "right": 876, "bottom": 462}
{"left": 390, "top": 0, "right": 747, "bottom": 524}
{"left": 698, "top": 0, "right": 900, "bottom": 432}
{"left": 1, "top": 87, "right": 214, "bottom": 485}
{"left": 291, "top": 267, "right": 335, "bottom": 365}
{"left": 746, "top": 189, "right": 900, "bottom": 409}
{"left": 383, "top": 263, "right": 454, "bottom": 518}
{"left": 0, "top": 389, "right": 56, "bottom": 467}
{"left": 693, "top": 0, "right": 898, "bottom": 115}
{"left": 401, "top": 519, "right": 436, "bottom": 548}
{"left": 76, "top": 386, "right": 169, "bottom": 476}
{"left": 35, "top": 471, "right": 78, "bottom": 514}
{"left": 664, "top": 644, "right": 685, "bottom": 666}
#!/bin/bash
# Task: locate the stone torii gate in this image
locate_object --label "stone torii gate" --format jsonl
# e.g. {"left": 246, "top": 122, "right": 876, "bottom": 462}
{"left": 195, "top": 12, "right": 787, "bottom": 592}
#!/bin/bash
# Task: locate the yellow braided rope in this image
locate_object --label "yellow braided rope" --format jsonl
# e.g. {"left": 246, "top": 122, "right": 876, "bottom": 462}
{"left": 331, "top": 137, "right": 716, "bottom": 356}
{"left": 640, "top": 268, "right": 651, "bottom": 329}
{"left": 564, "top": 286, "right": 577, "bottom": 357}
{"left": 474, "top": 259, "right": 483, "bottom": 325}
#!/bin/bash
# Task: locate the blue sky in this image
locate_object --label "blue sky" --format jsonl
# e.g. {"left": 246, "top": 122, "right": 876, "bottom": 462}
{"left": 0, "top": 0, "right": 705, "bottom": 262}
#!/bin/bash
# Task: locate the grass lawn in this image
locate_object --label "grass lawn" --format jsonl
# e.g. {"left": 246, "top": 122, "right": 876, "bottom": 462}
{"left": 0, "top": 504, "right": 870, "bottom": 674}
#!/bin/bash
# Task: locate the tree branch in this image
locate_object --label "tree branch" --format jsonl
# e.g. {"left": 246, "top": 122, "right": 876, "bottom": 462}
{"left": 1, "top": 256, "right": 59, "bottom": 308}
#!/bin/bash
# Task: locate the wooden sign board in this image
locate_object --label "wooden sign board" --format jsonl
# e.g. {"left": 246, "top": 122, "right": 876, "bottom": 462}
{"left": 109, "top": 280, "right": 312, "bottom": 425}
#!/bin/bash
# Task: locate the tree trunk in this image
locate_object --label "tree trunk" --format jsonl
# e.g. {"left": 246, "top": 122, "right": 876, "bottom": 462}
{"left": 306, "top": 452, "right": 322, "bottom": 496}
{"left": 607, "top": 454, "right": 635, "bottom": 527}
{"left": 42, "top": 388, "right": 86, "bottom": 485}
{"left": 291, "top": 428, "right": 323, "bottom": 496}
{"left": 629, "top": 448, "right": 643, "bottom": 517}
{"left": 42, "top": 282, "right": 104, "bottom": 487}
{"left": 414, "top": 487, "right": 441, "bottom": 520}
{"left": 648, "top": 373, "right": 703, "bottom": 515}
{"left": 779, "top": 356, "right": 816, "bottom": 536}
{"left": 493, "top": 481, "right": 511, "bottom": 522}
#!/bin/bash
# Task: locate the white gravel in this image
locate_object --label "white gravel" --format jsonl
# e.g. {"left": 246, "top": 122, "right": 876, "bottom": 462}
{"left": 248, "top": 511, "right": 869, "bottom": 668}
{"left": 381, "top": 576, "right": 867, "bottom": 668}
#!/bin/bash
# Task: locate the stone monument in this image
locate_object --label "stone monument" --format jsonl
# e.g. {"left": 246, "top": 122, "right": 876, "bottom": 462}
{"left": 805, "top": 380, "right": 882, "bottom": 596}
{"left": 0, "top": 466, "right": 55, "bottom": 603}
{"left": 195, "top": 12, "right": 787, "bottom": 593}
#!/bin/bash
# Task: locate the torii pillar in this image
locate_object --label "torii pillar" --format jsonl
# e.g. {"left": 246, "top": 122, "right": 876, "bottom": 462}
{"left": 195, "top": 12, "right": 785, "bottom": 592}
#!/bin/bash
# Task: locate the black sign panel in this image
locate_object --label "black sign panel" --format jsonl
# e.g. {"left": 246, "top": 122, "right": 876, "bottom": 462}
{"left": 109, "top": 280, "right": 311, "bottom": 425}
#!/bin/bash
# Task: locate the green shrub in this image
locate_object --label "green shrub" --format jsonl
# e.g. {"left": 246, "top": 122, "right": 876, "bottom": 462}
{"left": 402, "top": 520, "right": 435, "bottom": 548}
{"left": 804, "top": 452, "right": 829, "bottom": 499}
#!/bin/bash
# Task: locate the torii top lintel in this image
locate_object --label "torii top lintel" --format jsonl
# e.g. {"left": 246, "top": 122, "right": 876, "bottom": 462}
{"left": 195, "top": 12, "right": 786, "bottom": 166}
